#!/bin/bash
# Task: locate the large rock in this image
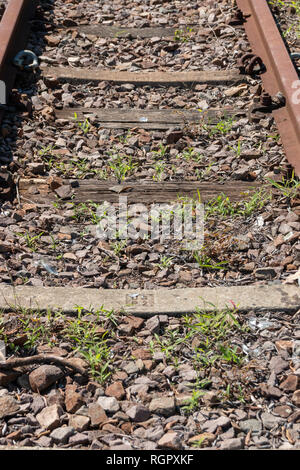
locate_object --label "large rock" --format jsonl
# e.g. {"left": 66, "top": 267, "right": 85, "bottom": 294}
{"left": 0, "top": 371, "right": 19, "bottom": 387}
{"left": 292, "top": 390, "right": 300, "bottom": 407}
{"left": 157, "top": 432, "right": 182, "bottom": 450}
{"left": 88, "top": 403, "right": 108, "bottom": 427}
{"left": 149, "top": 397, "right": 175, "bottom": 417}
{"left": 29, "top": 365, "right": 64, "bottom": 392}
{"left": 97, "top": 396, "right": 120, "bottom": 413}
{"left": 126, "top": 404, "right": 151, "bottom": 422}
{"left": 0, "top": 395, "right": 20, "bottom": 418}
{"left": 219, "top": 437, "right": 244, "bottom": 450}
{"left": 36, "top": 404, "right": 63, "bottom": 430}
{"left": 68, "top": 414, "right": 90, "bottom": 432}
{"left": 50, "top": 426, "right": 75, "bottom": 444}
{"left": 65, "top": 384, "right": 84, "bottom": 413}
{"left": 105, "top": 382, "right": 125, "bottom": 400}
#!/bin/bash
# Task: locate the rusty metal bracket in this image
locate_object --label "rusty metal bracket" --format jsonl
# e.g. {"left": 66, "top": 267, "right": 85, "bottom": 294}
{"left": 0, "top": 0, "right": 37, "bottom": 123}
{"left": 227, "top": 9, "right": 246, "bottom": 25}
{"left": 248, "top": 91, "right": 286, "bottom": 122}
{"left": 13, "top": 50, "right": 39, "bottom": 71}
{"left": 237, "top": 0, "right": 300, "bottom": 176}
{"left": 238, "top": 53, "right": 265, "bottom": 75}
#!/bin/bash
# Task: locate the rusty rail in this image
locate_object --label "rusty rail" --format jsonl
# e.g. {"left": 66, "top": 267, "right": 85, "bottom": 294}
{"left": 237, "top": 0, "right": 300, "bottom": 176}
{"left": 0, "top": 0, "right": 36, "bottom": 120}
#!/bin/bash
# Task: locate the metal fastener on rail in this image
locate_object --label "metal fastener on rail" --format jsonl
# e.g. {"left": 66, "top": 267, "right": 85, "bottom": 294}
{"left": 290, "top": 53, "right": 300, "bottom": 71}
{"left": 238, "top": 53, "right": 265, "bottom": 75}
{"left": 13, "top": 50, "right": 39, "bottom": 71}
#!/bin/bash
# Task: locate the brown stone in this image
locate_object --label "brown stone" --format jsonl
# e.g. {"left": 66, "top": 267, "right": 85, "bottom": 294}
{"left": 68, "top": 414, "right": 90, "bottom": 432}
{"left": 6, "top": 430, "right": 23, "bottom": 441}
{"left": 0, "top": 371, "right": 19, "bottom": 386}
{"left": 275, "top": 340, "right": 293, "bottom": 354}
{"left": 131, "top": 348, "right": 152, "bottom": 360}
{"left": 143, "top": 360, "right": 154, "bottom": 371}
{"left": 102, "top": 423, "right": 124, "bottom": 434}
{"left": 120, "top": 422, "right": 132, "bottom": 433}
{"left": 0, "top": 396, "right": 20, "bottom": 419}
{"left": 260, "top": 383, "right": 283, "bottom": 398}
{"left": 88, "top": 403, "right": 108, "bottom": 427}
{"left": 202, "top": 391, "right": 219, "bottom": 406}
{"left": 29, "top": 365, "right": 64, "bottom": 392}
{"left": 125, "top": 316, "right": 145, "bottom": 329}
{"left": 280, "top": 375, "right": 299, "bottom": 392}
{"left": 188, "top": 432, "right": 215, "bottom": 447}
{"left": 291, "top": 390, "right": 300, "bottom": 407}
{"left": 65, "top": 385, "right": 84, "bottom": 413}
{"left": 36, "top": 404, "right": 63, "bottom": 430}
{"left": 105, "top": 382, "right": 125, "bottom": 400}
{"left": 273, "top": 405, "right": 293, "bottom": 418}
{"left": 158, "top": 432, "right": 182, "bottom": 450}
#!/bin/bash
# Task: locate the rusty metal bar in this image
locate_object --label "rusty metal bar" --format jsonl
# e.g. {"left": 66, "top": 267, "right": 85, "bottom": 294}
{"left": 237, "top": 0, "right": 300, "bottom": 176}
{"left": 0, "top": 0, "right": 36, "bottom": 119}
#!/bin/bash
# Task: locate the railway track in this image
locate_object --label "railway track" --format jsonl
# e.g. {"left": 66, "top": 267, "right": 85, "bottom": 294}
{"left": 0, "top": 0, "right": 299, "bottom": 451}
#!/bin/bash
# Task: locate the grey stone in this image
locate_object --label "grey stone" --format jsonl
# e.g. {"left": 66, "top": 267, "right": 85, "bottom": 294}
{"left": 202, "top": 416, "right": 231, "bottom": 433}
{"left": 157, "top": 432, "right": 182, "bottom": 450}
{"left": 260, "top": 412, "right": 283, "bottom": 430}
{"left": 145, "top": 316, "right": 160, "bottom": 334}
{"left": 30, "top": 395, "right": 45, "bottom": 415}
{"left": 239, "top": 419, "right": 262, "bottom": 434}
{"left": 68, "top": 414, "right": 90, "bottom": 432}
{"left": 0, "top": 340, "right": 5, "bottom": 361}
{"left": 269, "top": 356, "right": 289, "bottom": 374}
{"left": 68, "top": 433, "right": 90, "bottom": 446}
{"left": 219, "top": 437, "right": 244, "bottom": 450}
{"left": 50, "top": 426, "right": 75, "bottom": 444}
{"left": 122, "top": 362, "right": 139, "bottom": 375}
{"left": 126, "top": 404, "right": 150, "bottom": 422}
{"left": 97, "top": 396, "right": 120, "bottom": 413}
{"left": 144, "top": 425, "right": 164, "bottom": 441}
{"left": 110, "top": 444, "right": 133, "bottom": 450}
{"left": 149, "top": 397, "right": 176, "bottom": 417}
{"left": 35, "top": 436, "right": 53, "bottom": 448}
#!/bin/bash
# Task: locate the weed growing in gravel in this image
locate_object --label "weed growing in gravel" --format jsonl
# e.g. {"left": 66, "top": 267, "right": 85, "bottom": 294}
{"left": 181, "top": 389, "right": 206, "bottom": 413}
{"left": 204, "top": 189, "right": 271, "bottom": 219}
{"left": 73, "top": 112, "right": 90, "bottom": 135}
{"left": 183, "top": 305, "right": 246, "bottom": 371}
{"left": 195, "top": 162, "right": 215, "bottom": 179}
{"left": 269, "top": 0, "right": 300, "bottom": 38}
{"left": 62, "top": 306, "right": 118, "bottom": 383}
{"left": 71, "top": 201, "right": 101, "bottom": 224}
{"left": 117, "top": 131, "right": 132, "bottom": 144}
{"left": 150, "top": 328, "right": 191, "bottom": 359}
{"left": 111, "top": 239, "right": 127, "bottom": 256}
{"left": 16, "top": 231, "right": 44, "bottom": 252}
{"left": 80, "top": 343, "right": 112, "bottom": 384}
{"left": 228, "top": 138, "right": 242, "bottom": 157}
{"left": 156, "top": 255, "right": 174, "bottom": 269}
{"left": 202, "top": 116, "right": 235, "bottom": 137}
{"left": 266, "top": 171, "right": 300, "bottom": 199}
{"left": 176, "top": 147, "right": 203, "bottom": 163}
{"left": 153, "top": 161, "right": 166, "bottom": 181}
{"left": 152, "top": 143, "right": 168, "bottom": 159}
{"left": 174, "top": 27, "right": 194, "bottom": 42}
{"left": 193, "top": 250, "right": 228, "bottom": 270}
{"left": 108, "top": 153, "right": 138, "bottom": 182}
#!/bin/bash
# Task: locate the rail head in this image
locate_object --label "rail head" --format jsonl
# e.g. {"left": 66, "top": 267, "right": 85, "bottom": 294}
{"left": 237, "top": 0, "right": 300, "bottom": 176}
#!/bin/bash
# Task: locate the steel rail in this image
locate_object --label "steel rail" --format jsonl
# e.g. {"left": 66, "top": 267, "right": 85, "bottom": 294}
{"left": 237, "top": 0, "right": 300, "bottom": 176}
{"left": 0, "top": 0, "right": 36, "bottom": 121}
